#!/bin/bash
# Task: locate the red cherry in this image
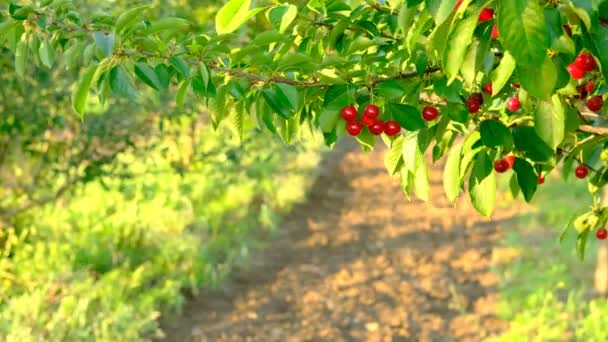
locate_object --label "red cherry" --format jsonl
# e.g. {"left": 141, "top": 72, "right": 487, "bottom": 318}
{"left": 479, "top": 8, "right": 494, "bottom": 22}
{"left": 506, "top": 97, "right": 521, "bottom": 112}
{"left": 585, "top": 80, "right": 595, "bottom": 94}
{"left": 587, "top": 96, "right": 604, "bottom": 112}
{"left": 454, "top": 0, "right": 463, "bottom": 10}
{"left": 466, "top": 98, "right": 480, "bottom": 113}
{"left": 575, "top": 165, "right": 589, "bottom": 179}
{"left": 538, "top": 174, "right": 545, "bottom": 185}
{"left": 512, "top": 83, "right": 520, "bottom": 88}
{"left": 483, "top": 83, "right": 493, "bottom": 96}
{"left": 567, "top": 63, "right": 586, "bottom": 80}
{"left": 493, "top": 159, "right": 510, "bottom": 173}
{"left": 361, "top": 113, "right": 376, "bottom": 126}
{"left": 505, "top": 155, "right": 515, "bottom": 169}
{"left": 602, "top": 19, "right": 608, "bottom": 27}
{"left": 346, "top": 121, "right": 363, "bottom": 136}
{"left": 471, "top": 92, "right": 483, "bottom": 105}
{"left": 563, "top": 25, "right": 572, "bottom": 37}
{"left": 369, "top": 120, "right": 385, "bottom": 135}
{"left": 384, "top": 120, "right": 401, "bottom": 136}
{"left": 597, "top": 228, "right": 608, "bottom": 240}
{"left": 364, "top": 104, "right": 380, "bottom": 118}
{"left": 575, "top": 53, "right": 597, "bottom": 72}
{"left": 575, "top": 85, "right": 589, "bottom": 99}
{"left": 422, "top": 106, "right": 439, "bottom": 121}
{"left": 341, "top": 106, "right": 358, "bottom": 122}
{"left": 491, "top": 24, "right": 499, "bottom": 39}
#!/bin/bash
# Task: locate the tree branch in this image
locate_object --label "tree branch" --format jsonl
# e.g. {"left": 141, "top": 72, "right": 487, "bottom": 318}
{"left": 578, "top": 125, "right": 608, "bottom": 136}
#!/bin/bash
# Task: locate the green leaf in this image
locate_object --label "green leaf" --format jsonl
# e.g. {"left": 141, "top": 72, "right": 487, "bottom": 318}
{"left": 262, "top": 88, "right": 292, "bottom": 119}
{"left": 388, "top": 103, "right": 425, "bottom": 131}
{"left": 93, "top": 32, "right": 114, "bottom": 57}
{"left": 275, "top": 83, "right": 300, "bottom": 111}
{"left": 319, "top": 108, "right": 339, "bottom": 133}
{"left": 443, "top": 141, "right": 462, "bottom": 203}
{"left": 169, "top": 56, "right": 191, "bottom": 79}
{"left": 115, "top": 5, "right": 148, "bottom": 35}
{"left": 509, "top": 172, "right": 520, "bottom": 199}
{"left": 512, "top": 126, "right": 555, "bottom": 162}
{"left": 14, "top": 33, "right": 27, "bottom": 78}
{"left": 109, "top": 66, "right": 138, "bottom": 99}
{"left": 576, "top": 229, "right": 590, "bottom": 260}
{"left": 38, "top": 36, "right": 55, "bottom": 68}
{"left": 398, "top": 3, "right": 416, "bottom": 36}
{"left": 199, "top": 63, "right": 211, "bottom": 88}
{"left": 425, "top": 0, "right": 459, "bottom": 25}
{"left": 385, "top": 136, "right": 405, "bottom": 175}
{"left": 377, "top": 80, "right": 405, "bottom": 100}
{"left": 63, "top": 41, "right": 84, "bottom": 70}
{"left": 147, "top": 17, "right": 191, "bottom": 35}
{"left": 512, "top": 158, "right": 538, "bottom": 202}
{"left": 134, "top": 63, "right": 162, "bottom": 90}
{"left": 469, "top": 151, "right": 496, "bottom": 217}
{"left": 323, "top": 84, "right": 353, "bottom": 110}
{"left": 175, "top": 79, "right": 189, "bottom": 107}
{"left": 216, "top": 0, "right": 262, "bottom": 34}
{"left": 480, "top": 120, "right": 514, "bottom": 149}
{"left": 490, "top": 51, "right": 516, "bottom": 96}
{"left": 71, "top": 63, "right": 98, "bottom": 117}
{"left": 414, "top": 161, "right": 430, "bottom": 201}
{"left": 497, "top": 0, "right": 549, "bottom": 67}
{"left": 534, "top": 95, "right": 565, "bottom": 149}
{"left": 443, "top": 13, "right": 478, "bottom": 84}
{"left": 268, "top": 5, "right": 297, "bottom": 33}
{"left": 518, "top": 56, "right": 557, "bottom": 98}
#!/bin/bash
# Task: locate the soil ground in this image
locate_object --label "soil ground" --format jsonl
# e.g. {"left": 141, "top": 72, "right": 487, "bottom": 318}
{"left": 162, "top": 140, "right": 524, "bottom": 341}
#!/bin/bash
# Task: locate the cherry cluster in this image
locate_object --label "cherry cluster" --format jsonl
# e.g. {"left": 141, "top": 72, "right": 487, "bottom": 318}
{"left": 492, "top": 154, "right": 545, "bottom": 184}
{"left": 567, "top": 53, "right": 604, "bottom": 112}
{"left": 341, "top": 105, "right": 401, "bottom": 137}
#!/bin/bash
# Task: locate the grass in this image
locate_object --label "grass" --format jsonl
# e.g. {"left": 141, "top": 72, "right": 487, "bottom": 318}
{"left": 0, "top": 120, "right": 324, "bottom": 341}
{"left": 492, "top": 172, "right": 608, "bottom": 341}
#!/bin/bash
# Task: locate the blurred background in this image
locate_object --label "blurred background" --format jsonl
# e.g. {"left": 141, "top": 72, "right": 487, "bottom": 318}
{"left": 1, "top": 0, "right": 607, "bottom": 341}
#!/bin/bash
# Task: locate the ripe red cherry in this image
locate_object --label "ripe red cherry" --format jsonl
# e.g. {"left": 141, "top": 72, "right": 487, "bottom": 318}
{"left": 466, "top": 98, "right": 480, "bottom": 113}
{"left": 597, "top": 228, "right": 608, "bottom": 240}
{"left": 538, "top": 174, "right": 545, "bottom": 185}
{"left": 575, "top": 53, "right": 597, "bottom": 72}
{"left": 512, "top": 83, "right": 520, "bottom": 88}
{"left": 454, "top": 0, "right": 463, "bottom": 10}
{"left": 602, "top": 18, "right": 608, "bottom": 27}
{"left": 346, "top": 121, "right": 363, "bottom": 136}
{"left": 491, "top": 24, "right": 499, "bottom": 39}
{"left": 575, "top": 165, "right": 589, "bottom": 179}
{"left": 422, "top": 106, "right": 439, "bottom": 121}
{"left": 470, "top": 92, "right": 483, "bottom": 105}
{"left": 341, "top": 106, "right": 358, "bottom": 122}
{"left": 505, "top": 155, "right": 515, "bottom": 169}
{"left": 493, "top": 159, "right": 510, "bottom": 173}
{"left": 585, "top": 80, "right": 595, "bottom": 94}
{"left": 563, "top": 25, "right": 572, "bottom": 37}
{"left": 567, "top": 63, "right": 586, "bottom": 80}
{"left": 587, "top": 96, "right": 604, "bottom": 112}
{"left": 506, "top": 97, "right": 521, "bottom": 112}
{"left": 478, "top": 8, "right": 494, "bottom": 22}
{"left": 369, "top": 120, "right": 385, "bottom": 135}
{"left": 384, "top": 120, "right": 401, "bottom": 136}
{"left": 483, "top": 83, "right": 493, "bottom": 96}
{"left": 361, "top": 113, "right": 376, "bottom": 126}
{"left": 364, "top": 104, "right": 380, "bottom": 118}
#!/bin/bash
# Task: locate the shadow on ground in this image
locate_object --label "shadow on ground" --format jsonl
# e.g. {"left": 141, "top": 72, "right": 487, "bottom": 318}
{"left": 162, "top": 139, "right": 524, "bottom": 342}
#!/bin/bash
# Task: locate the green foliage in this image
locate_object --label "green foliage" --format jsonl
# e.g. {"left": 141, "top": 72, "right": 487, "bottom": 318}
{"left": 0, "top": 121, "right": 322, "bottom": 340}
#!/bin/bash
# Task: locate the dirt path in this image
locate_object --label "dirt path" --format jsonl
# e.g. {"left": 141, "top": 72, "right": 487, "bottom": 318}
{"left": 162, "top": 140, "right": 521, "bottom": 341}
